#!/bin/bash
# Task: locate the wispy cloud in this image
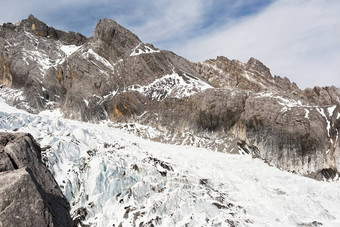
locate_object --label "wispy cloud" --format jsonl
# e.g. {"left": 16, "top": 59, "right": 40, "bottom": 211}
{"left": 121, "top": 0, "right": 274, "bottom": 48}
{"left": 0, "top": 0, "right": 271, "bottom": 42}
{"left": 170, "top": 0, "right": 340, "bottom": 88}
{"left": 119, "top": 0, "right": 208, "bottom": 45}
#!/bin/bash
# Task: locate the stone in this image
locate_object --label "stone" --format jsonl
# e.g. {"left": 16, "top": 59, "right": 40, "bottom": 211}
{"left": 0, "top": 132, "right": 72, "bottom": 227}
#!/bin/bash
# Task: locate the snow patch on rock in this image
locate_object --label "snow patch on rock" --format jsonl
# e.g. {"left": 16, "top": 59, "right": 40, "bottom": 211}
{"left": 0, "top": 87, "right": 33, "bottom": 112}
{"left": 304, "top": 109, "right": 310, "bottom": 119}
{"left": 82, "top": 49, "right": 114, "bottom": 71}
{"left": 130, "top": 44, "right": 160, "bottom": 56}
{"left": 317, "top": 108, "right": 331, "bottom": 137}
{"left": 27, "top": 50, "right": 55, "bottom": 71}
{"left": 60, "top": 44, "right": 81, "bottom": 56}
{"left": 328, "top": 105, "right": 337, "bottom": 117}
{"left": 83, "top": 99, "right": 89, "bottom": 107}
{"left": 127, "top": 73, "right": 212, "bottom": 101}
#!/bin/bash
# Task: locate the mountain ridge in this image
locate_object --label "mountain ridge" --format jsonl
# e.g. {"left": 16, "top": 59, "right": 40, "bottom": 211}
{"left": 0, "top": 15, "right": 339, "bottom": 181}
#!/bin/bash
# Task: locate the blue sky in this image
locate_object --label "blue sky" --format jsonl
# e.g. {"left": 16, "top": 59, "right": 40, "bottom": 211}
{"left": 0, "top": 0, "right": 339, "bottom": 89}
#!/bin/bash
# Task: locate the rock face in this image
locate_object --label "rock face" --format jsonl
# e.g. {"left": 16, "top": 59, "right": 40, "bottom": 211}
{"left": 0, "top": 132, "right": 72, "bottom": 227}
{"left": 0, "top": 15, "right": 339, "bottom": 180}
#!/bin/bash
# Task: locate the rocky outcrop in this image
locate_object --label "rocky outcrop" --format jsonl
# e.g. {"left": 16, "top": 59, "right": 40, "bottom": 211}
{"left": 0, "top": 15, "right": 339, "bottom": 181}
{"left": 20, "top": 14, "right": 87, "bottom": 45}
{"left": 90, "top": 18, "right": 142, "bottom": 62}
{"left": 0, "top": 132, "right": 72, "bottom": 227}
{"left": 304, "top": 86, "right": 340, "bottom": 106}
{"left": 194, "top": 56, "right": 300, "bottom": 94}
{"left": 238, "top": 94, "right": 338, "bottom": 173}
{"left": 246, "top": 57, "right": 272, "bottom": 79}
{"left": 40, "top": 16, "right": 206, "bottom": 122}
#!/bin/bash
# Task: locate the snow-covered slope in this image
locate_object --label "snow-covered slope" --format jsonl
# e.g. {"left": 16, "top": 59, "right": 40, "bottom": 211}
{"left": 1, "top": 98, "right": 340, "bottom": 226}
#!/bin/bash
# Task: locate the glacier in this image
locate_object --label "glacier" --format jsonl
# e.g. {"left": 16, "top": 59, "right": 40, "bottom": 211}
{"left": 1, "top": 96, "right": 340, "bottom": 226}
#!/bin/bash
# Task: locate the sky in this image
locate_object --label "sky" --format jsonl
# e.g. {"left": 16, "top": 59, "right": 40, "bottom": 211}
{"left": 0, "top": 0, "right": 339, "bottom": 89}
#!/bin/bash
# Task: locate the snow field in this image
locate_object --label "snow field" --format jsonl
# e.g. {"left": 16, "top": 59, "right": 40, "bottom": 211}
{"left": 1, "top": 98, "right": 340, "bottom": 226}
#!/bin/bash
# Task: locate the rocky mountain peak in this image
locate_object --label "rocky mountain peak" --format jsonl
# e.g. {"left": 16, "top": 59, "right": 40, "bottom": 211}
{"left": 21, "top": 14, "right": 51, "bottom": 37}
{"left": 93, "top": 18, "right": 141, "bottom": 44}
{"left": 304, "top": 85, "right": 340, "bottom": 105}
{"left": 246, "top": 57, "right": 272, "bottom": 79}
{"left": 91, "top": 18, "right": 142, "bottom": 61}
{"left": 16, "top": 14, "right": 88, "bottom": 46}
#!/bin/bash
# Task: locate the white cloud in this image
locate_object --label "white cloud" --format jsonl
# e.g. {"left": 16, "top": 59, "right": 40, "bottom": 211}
{"left": 171, "top": 0, "right": 340, "bottom": 89}
{"left": 115, "top": 0, "right": 210, "bottom": 45}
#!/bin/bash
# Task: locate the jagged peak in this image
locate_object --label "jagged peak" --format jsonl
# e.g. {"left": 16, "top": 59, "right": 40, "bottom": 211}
{"left": 91, "top": 18, "right": 143, "bottom": 61}
{"left": 15, "top": 14, "right": 88, "bottom": 46}
{"left": 246, "top": 57, "right": 269, "bottom": 69}
{"left": 216, "top": 56, "right": 230, "bottom": 61}
{"left": 21, "top": 14, "right": 50, "bottom": 35}
{"left": 93, "top": 18, "right": 141, "bottom": 45}
{"left": 246, "top": 57, "right": 272, "bottom": 79}
{"left": 27, "top": 14, "right": 41, "bottom": 23}
{"left": 203, "top": 56, "right": 243, "bottom": 66}
{"left": 0, "top": 14, "right": 44, "bottom": 34}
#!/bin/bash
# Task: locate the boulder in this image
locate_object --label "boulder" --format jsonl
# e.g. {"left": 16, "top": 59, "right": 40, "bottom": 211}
{"left": 0, "top": 132, "right": 72, "bottom": 227}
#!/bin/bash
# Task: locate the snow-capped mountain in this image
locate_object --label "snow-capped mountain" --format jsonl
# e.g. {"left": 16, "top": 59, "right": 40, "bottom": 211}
{"left": 1, "top": 15, "right": 339, "bottom": 180}
{"left": 0, "top": 15, "right": 340, "bottom": 226}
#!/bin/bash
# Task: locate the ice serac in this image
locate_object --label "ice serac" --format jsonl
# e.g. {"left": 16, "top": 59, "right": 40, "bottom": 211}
{"left": 0, "top": 15, "right": 340, "bottom": 181}
{"left": 0, "top": 132, "right": 72, "bottom": 227}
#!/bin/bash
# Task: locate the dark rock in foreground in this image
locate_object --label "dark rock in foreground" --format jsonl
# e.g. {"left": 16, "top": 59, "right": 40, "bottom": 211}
{"left": 0, "top": 132, "right": 72, "bottom": 227}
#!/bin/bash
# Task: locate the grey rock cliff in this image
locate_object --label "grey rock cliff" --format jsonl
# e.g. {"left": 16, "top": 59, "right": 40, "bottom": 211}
{"left": 0, "top": 15, "right": 339, "bottom": 180}
{"left": 0, "top": 132, "right": 72, "bottom": 227}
